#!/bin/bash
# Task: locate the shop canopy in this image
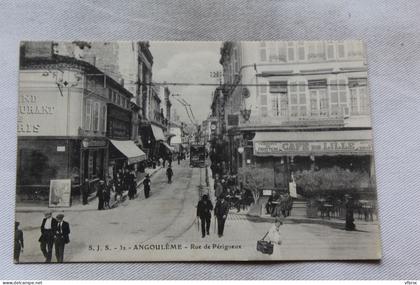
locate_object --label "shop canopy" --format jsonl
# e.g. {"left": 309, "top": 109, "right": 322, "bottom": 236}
{"left": 151, "top": 124, "right": 165, "bottom": 141}
{"left": 253, "top": 130, "right": 373, "bottom": 156}
{"left": 161, "top": 142, "right": 175, "bottom": 153}
{"left": 110, "top": 139, "right": 147, "bottom": 164}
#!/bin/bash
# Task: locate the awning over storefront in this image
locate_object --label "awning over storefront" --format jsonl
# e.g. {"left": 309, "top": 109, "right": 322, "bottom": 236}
{"left": 161, "top": 142, "right": 174, "bottom": 153}
{"left": 151, "top": 124, "right": 165, "bottom": 141}
{"left": 110, "top": 139, "right": 147, "bottom": 164}
{"left": 253, "top": 130, "right": 373, "bottom": 156}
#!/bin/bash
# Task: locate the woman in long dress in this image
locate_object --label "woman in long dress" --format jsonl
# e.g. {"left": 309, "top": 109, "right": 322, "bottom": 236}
{"left": 267, "top": 217, "right": 283, "bottom": 257}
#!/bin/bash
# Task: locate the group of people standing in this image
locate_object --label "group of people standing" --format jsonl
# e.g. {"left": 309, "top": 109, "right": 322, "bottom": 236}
{"left": 265, "top": 193, "right": 294, "bottom": 218}
{"left": 14, "top": 211, "right": 71, "bottom": 263}
{"left": 196, "top": 194, "right": 230, "bottom": 238}
{"left": 16, "top": 211, "right": 70, "bottom": 263}
{"left": 38, "top": 212, "right": 70, "bottom": 263}
{"left": 80, "top": 167, "right": 139, "bottom": 211}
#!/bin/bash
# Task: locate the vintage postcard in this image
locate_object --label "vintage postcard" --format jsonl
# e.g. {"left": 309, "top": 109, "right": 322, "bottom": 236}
{"left": 14, "top": 41, "right": 381, "bottom": 262}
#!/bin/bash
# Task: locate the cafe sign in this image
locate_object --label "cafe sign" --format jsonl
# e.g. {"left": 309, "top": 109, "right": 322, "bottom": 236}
{"left": 254, "top": 140, "right": 373, "bottom": 156}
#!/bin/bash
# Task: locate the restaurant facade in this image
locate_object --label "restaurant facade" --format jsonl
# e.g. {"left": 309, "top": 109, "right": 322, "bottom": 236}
{"left": 17, "top": 43, "right": 145, "bottom": 202}
{"left": 220, "top": 40, "right": 376, "bottom": 196}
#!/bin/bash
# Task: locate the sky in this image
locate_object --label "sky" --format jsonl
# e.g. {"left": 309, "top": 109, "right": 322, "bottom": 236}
{"left": 150, "top": 41, "right": 222, "bottom": 124}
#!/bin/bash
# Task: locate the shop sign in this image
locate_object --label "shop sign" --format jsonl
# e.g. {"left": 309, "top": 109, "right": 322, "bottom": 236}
{"left": 49, "top": 179, "right": 71, "bottom": 208}
{"left": 254, "top": 140, "right": 372, "bottom": 155}
{"left": 17, "top": 93, "right": 57, "bottom": 135}
{"left": 81, "top": 138, "right": 107, "bottom": 148}
{"left": 56, "top": 146, "right": 66, "bottom": 152}
{"left": 262, "top": 189, "right": 273, "bottom": 196}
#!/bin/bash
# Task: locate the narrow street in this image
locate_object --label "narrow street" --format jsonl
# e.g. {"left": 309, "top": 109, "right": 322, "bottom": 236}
{"left": 16, "top": 159, "right": 380, "bottom": 262}
{"left": 16, "top": 160, "right": 203, "bottom": 262}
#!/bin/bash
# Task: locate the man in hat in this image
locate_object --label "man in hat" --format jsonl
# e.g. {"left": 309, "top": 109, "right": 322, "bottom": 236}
{"left": 344, "top": 194, "right": 356, "bottom": 231}
{"left": 214, "top": 179, "right": 223, "bottom": 199}
{"left": 166, "top": 166, "right": 173, "bottom": 184}
{"left": 39, "top": 211, "right": 57, "bottom": 262}
{"left": 54, "top": 214, "right": 70, "bottom": 263}
{"left": 143, "top": 173, "right": 151, "bottom": 198}
{"left": 14, "top": 221, "right": 24, "bottom": 263}
{"left": 196, "top": 194, "right": 213, "bottom": 238}
{"left": 97, "top": 180, "right": 105, "bottom": 210}
{"left": 81, "top": 178, "right": 90, "bottom": 205}
{"left": 214, "top": 195, "right": 230, "bottom": 237}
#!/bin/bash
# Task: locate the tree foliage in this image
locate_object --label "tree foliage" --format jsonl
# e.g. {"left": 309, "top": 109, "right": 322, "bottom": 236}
{"left": 294, "top": 166, "right": 368, "bottom": 198}
{"left": 238, "top": 166, "right": 274, "bottom": 203}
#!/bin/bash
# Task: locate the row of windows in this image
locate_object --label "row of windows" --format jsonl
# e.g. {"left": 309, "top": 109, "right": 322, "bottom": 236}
{"left": 108, "top": 89, "right": 130, "bottom": 109}
{"left": 85, "top": 99, "right": 107, "bottom": 132}
{"left": 259, "top": 78, "right": 369, "bottom": 118}
{"left": 258, "top": 41, "right": 364, "bottom": 63}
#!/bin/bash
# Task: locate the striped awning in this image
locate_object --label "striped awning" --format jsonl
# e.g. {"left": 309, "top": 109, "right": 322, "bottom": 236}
{"left": 110, "top": 140, "right": 147, "bottom": 164}
{"left": 151, "top": 124, "right": 165, "bottom": 141}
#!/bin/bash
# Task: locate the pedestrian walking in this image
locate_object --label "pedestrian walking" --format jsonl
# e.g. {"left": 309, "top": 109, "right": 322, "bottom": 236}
{"left": 285, "top": 194, "right": 293, "bottom": 217}
{"left": 104, "top": 177, "right": 112, "bottom": 209}
{"left": 196, "top": 194, "right": 213, "bottom": 238}
{"left": 168, "top": 157, "right": 172, "bottom": 167}
{"left": 143, "top": 174, "right": 151, "bottom": 198}
{"left": 266, "top": 217, "right": 283, "bottom": 256}
{"left": 54, "top": 214, "right": 70, "bottom": 263}
{"left": 127, "top": 170, "right": 136, "bottom": 200}
{"left": 38, "top": 211, "right": 57, "bottom": 263}
{"left": 123, "top": 168, "right": 130, "bottom": 193}
{"left": 97, "top": 180, "right": 105, "bottom": 210}
{"left": 214, "top": 179, "right": 223, "bottom": 199}
{"left": 115, "top": 174, "right": 123, "bottom": 202}
{"left": 14, "top": 221, "right": 24, "bottom": 263}
{"left": 177, "top": 153, "right": 181, "bottom": 165}
{"left": 214, "top": 195, "right": 229, "bottom": 237}
{"left": 166, "top": 166, "right": 173, "bottom": 183}
{"left": 81, "top": 178, "right": 90, "bottom": 205}
{"left": 345, "top": 194, "right": 356, "bottom": 231}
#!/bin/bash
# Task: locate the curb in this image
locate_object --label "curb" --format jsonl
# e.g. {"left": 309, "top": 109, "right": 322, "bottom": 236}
{"left": 246, "top": 213, "right": 377, "bottom": 227}
{"left": 246, "top": 213, "right": 346, "bottom": 227}
{"left": 16, "top": 166, "right": 163, "bottom": 213}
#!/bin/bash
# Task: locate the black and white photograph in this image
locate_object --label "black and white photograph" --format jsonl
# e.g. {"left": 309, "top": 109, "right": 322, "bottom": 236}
{"left": 14, "top": 40, "right": 381, "bottom": 262}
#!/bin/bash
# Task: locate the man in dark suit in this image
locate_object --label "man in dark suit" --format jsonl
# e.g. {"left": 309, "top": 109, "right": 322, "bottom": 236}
{"left": 196, "top": 194, "right": 213, "bottom": 238}
{"left": 54, "top": 214, "right": 70, "bottom": 263}
{"left": 143, "top": 174, "right": 151, "bottom": 198}
{"left": 214, "top": 195, "right": 230, "bottom": 237}
{"left": 39, "top": 211, "right": 57, "bottom": 263}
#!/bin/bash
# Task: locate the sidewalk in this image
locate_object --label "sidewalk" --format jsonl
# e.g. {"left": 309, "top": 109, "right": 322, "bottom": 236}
{"left": 246, "top": 204, "right": 378, "bottom": 228}
{"left": 15, "top": 166, "right": 163, "bottom": 213}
